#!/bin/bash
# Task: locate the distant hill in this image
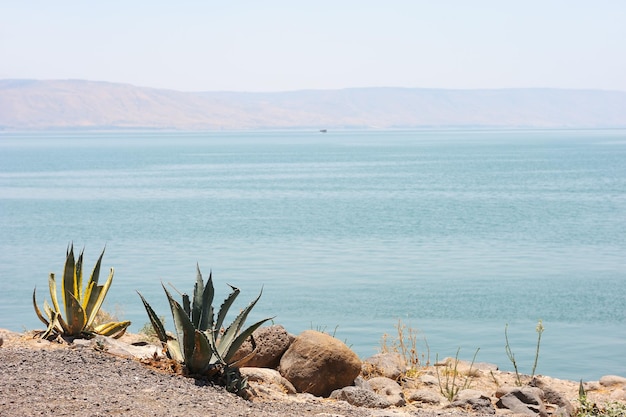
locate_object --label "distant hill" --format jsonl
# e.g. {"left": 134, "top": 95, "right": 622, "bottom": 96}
{"left": 1, "top": 79, "right": 625, "bottom": 130}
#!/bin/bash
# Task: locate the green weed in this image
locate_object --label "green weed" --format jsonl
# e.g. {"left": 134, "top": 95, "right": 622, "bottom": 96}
{"left": 504, "top": 319, "right": 544, "bottom": 386}
{"left": 435, "top": 347, "right": 480, "bottom": 402}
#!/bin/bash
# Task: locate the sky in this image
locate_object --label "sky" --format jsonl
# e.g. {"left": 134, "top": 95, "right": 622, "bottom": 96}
{"left": 1, "top": 1, "right": 625, "bottom": 92}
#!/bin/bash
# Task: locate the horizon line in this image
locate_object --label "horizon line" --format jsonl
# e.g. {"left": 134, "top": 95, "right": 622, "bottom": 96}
{"left": 2, "top": 78, "right": 626, "bottom": 95}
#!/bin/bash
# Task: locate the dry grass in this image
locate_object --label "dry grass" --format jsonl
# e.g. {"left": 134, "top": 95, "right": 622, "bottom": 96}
{"left": 379, "top": 319, "right": 429, "bottom": 377}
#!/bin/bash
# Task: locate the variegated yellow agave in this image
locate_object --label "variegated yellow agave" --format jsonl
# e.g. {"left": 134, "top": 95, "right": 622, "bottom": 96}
{"left": 138, "top": 265, "right": 272, "bottom": 378}
{"left": 33, "top": 244, "right": 130, "bottom": 340}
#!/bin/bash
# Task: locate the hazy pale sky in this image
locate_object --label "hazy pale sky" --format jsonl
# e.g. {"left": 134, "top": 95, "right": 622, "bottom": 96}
{"left": 1, "top": 1, "right": 625, "bottom": 92}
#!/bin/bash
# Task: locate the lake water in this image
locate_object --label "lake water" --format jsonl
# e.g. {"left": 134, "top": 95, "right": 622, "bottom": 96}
{"left": 1, "top": 128, "right": 625, "bottom": 382}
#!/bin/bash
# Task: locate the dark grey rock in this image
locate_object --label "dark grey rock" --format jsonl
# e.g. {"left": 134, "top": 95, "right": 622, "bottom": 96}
{"left": 354, "top": 375, "right": 372, "bottom": 390}
{"left": 531, "top": 378, "right": 574, "bottom": 415}
{"left": 496, "top": 387, "right": 547, "bottom": 417}
{"left": 448, "top": 389, "right": 495, "bottom": 414}
{"left": 330, "top": 386, "right": 391, "bottom": 408}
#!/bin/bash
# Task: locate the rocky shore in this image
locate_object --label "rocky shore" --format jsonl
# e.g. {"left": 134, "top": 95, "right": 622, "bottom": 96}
{"left": 0, "top": 327, "right": 624, "bottom": 417}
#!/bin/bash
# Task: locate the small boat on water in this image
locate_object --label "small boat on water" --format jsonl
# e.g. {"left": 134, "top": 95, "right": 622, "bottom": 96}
{"left": 319, "top": 129, "right": 327, "bottom": 133}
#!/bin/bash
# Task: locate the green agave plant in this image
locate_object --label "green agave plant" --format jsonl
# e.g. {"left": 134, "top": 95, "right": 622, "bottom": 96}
{"left": 138, "top": 265, "right": 272, "bottom": 377}
{"left": 33, "top": 244, "right": 131, "bottom": 340}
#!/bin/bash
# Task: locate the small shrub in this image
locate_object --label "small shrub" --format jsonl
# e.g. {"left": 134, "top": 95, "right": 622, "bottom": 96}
{"left": 379, "top": 319, "right": 429, "bottom": 376}
{"left": 435, "top": 347, "right": 480, "bottom": 401}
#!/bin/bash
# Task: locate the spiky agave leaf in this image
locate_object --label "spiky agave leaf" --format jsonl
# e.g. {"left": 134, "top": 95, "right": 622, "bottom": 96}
{"left": 191, "top": 264, "right": 208, "bottom": 330}
{"left": 46, "top": 272, "right": 73, "bottom": 335}
{"left": 199, "top": 270, "right": 215, "bottom": 332}
{"left": 75, "top": 247, "right": 84, "bottom": 302}
{"left": 82, "top": 247, "right": 105, "bottom": 314}
{"left": 83, "top": 281, "right": 102, "bottom": 326}
{"left": 214, "top": 284, "right": 240, "bottom": 336}
{"left": 93, "top": 320, "right": 130, "bottom": 338}
{"left": 83, "top": 268, "right": 114, "bottom": 328}
{"left": 41, "top": 310, "right": 62, "bottom": 340}
{"left": 214, "top": 288, "right": 272, "bottom": 363}
{"left": 32, "top": 288, "right": 49, "bottom": 327}
{"left": 227, "top": 335, "right": 259, "bottom": 368}
{"left": 61, "top": 244, "right": 76, "bottom": 321}
{"left": 191, "top": 266, "right": 215, "bottom": 332}
{"left": 166, "top": 339, "right": 184, "bottom": 362}
{"left": 64, "top": 291, "right": 87, "bottom": 336}
{"left": 43, "top": 299, "right": 54, "bottom": 320}
{"left": 222, "top": 317, "right": 273, "bottom": 364}
{"left": 188, "top": 330, "right": 213, "bottom": 374}
{"left": 164, "top": 284, "right": 197, "bottom": 365}
{"left": 48, "top": 273, "right": 62, "bottom": 317}
{"left": 137, "top": 289, "right": 184, "bottom": 361}
{"left": 90, "top": 246, "right": 104, "bottom": 285}
{"left": 182, "top": 292, "right": 191, "bottom": 318}
{"left": 42, "top": 299, "right": 69, "bottom": 336}
{"left": 137, "top": 291, "right": 169, "bottom": 344}
{"left": 206, "top": 328, "right": 225, "bottom": 366}
{"left": 191, "top": 264, "right": 204, "bottom": 328}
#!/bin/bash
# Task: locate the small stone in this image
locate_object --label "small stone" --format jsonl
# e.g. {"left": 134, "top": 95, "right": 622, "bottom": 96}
{"left": 417, "top": 373, "right": 438, "bottom": 386}
{"left": 449, "top": 389, "right": 495, "bottom": 414}
{"left": 600, "top": 375, "right": 626, "bottom": 388}
{"left": 609, "top": 388, "right": 626, "bottom": 401}
{"left": 495, "top": 384, "right": 518, "bottom": 398}
{"left": 330, "top": 386, "right": 391, "bottom": 408}
{"left": 240, "top": 367, "right": 296, "bottom": 394}
{"left": 367, "top": 377, "right": 406, "bottom": 407}
{"left": 362, "top": 353, "right": 406, "bottom": 380}
{"left": 553, "top": 406, "right": 573, "bottom": 417}
{"left": 455, "top": 389, "right": 488, "bottom": 401}
{"left": 354, "top": 376, "right": 371, "bottom": 390}
{"left": 405, "top": 388, "right": 442, "bottom": 404}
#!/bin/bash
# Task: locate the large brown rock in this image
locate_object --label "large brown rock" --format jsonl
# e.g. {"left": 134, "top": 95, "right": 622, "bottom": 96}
{"left": 278, "top": 330, "right": 361, "bottom": 397}
{"left": 231, "top": 325, "right": 292, "bottom": 368}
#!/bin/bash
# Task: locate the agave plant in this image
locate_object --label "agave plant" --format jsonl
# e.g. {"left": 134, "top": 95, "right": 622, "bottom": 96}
{"left": 33, "top": 244, "right": 131, "bottom": 340}
{"left": 137, "top": 265, "right": 272, "bottom": 378}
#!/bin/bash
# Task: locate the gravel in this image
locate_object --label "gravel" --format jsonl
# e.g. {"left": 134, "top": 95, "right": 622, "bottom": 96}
{"left": 0, "top": 334, "right": 494, "bottom": 417}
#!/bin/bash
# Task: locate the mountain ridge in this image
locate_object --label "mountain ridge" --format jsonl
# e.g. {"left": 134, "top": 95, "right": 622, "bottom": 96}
{"left": 1, "top": 79, "right": 625, "bottom": 130}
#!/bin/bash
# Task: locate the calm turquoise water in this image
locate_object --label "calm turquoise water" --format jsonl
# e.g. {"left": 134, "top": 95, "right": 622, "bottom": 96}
{"left": 1, "top": 129, "right": 625, "bottom": 381}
